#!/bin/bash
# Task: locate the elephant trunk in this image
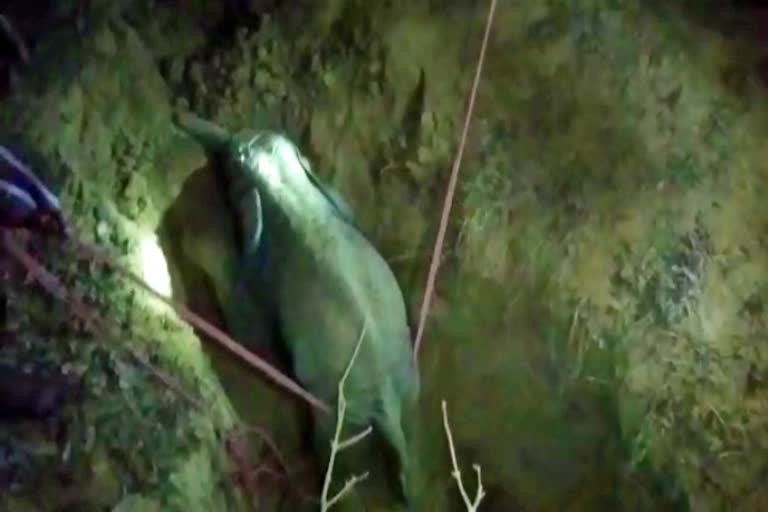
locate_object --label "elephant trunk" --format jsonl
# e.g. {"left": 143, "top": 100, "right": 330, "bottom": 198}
{"left": 173, "top": 110, "right": 232, "bottom": 150}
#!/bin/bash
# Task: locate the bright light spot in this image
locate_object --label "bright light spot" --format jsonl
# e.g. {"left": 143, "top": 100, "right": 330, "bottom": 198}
{"left": 139, "top": 234, "right": 173, "bottom": 299}
{"left": 255, "top": 151, "right": 283, "bottom": 189}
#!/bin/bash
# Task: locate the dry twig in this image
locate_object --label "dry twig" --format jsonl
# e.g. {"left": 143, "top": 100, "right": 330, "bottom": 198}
{"left": 442, "top": 400, "right": 485, "bottom": 511}
{"left": 320, "top": 321, "right": 373, "bottom": 511}
{"left": 0, "top": 14, "right": 30, "bottom": 64}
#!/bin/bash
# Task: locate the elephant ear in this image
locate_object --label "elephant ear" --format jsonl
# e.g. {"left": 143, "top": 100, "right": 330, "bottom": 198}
{"left": 293, "top": 147, "right": 357, "bottom": 226}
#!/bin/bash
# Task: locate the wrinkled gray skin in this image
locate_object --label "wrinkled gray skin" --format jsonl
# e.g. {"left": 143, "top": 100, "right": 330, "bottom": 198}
{"left": 175, "top": 112, "right": 421, "bottom": 509}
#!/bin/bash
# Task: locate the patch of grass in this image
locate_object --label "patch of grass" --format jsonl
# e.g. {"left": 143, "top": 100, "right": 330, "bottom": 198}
{"left": 611, "top": 215, "right": 710, "bottom": 328}
{"left": 660, "top": 153, "right": 703, "bottom": 187}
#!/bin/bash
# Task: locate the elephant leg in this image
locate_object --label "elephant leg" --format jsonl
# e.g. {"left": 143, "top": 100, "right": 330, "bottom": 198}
{"left": 376, "top": 420, "right": 410, "bottom": 500}
{"left": 375, "top": 400, "right": 423, "bottom": 511}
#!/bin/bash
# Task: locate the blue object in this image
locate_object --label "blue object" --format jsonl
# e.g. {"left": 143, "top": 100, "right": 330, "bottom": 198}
{"left": 0, "top": 144, "right": 68, "bottom": 236}
{"left": 0, "top": 179, "right": 36, "bottom": 227}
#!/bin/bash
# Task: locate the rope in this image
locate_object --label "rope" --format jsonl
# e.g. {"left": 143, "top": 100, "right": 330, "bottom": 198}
{"left": 413, "top": 0, "right": 498, "bottom": 368}
{"left": 70, "top": 234, "right": 331, "bottom": 414}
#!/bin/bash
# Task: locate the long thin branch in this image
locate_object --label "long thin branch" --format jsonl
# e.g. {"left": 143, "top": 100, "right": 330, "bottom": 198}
{"left": 239, "top": 423, "right": 290, "bottom": 475}
{"left": 0, "top": 14, "right": 30, "bottom": 64}
{"left": 324, "top": 472, "right": 370, "bottom": 511}
{"left": 442, "top": 400, "right": 485, "bottom": 511}
{"left": 4, "top": 232, "right": 67, "bottom": 301}
{"left": 413, "top": 0, "right": 498, "bottom": 367}
{"left": 337, "top": 426, "right": 372, "bottom": 452}
{"left": 70, "top": 234, "right": 330, "bottom": 415}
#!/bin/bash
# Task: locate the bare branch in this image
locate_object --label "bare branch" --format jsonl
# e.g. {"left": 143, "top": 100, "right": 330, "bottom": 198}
{"left": 337, "top": 426, "right": 373, "bottom": 452}
{"left": 442, "top": 400, "right": 486, "bottom": 511}
{"left": 325, "top": 471, "right": 370, "bottom": 510}
{"left": 0, "top": 14, "right": 30, "bottom": 64}
{"left": 240, "top": 423, "right": 290, "bottom": 475}
{"left": 321, "top": 321, "right": 371, "bottom": 511}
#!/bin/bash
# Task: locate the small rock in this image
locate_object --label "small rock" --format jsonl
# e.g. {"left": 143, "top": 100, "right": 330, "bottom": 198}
{"left": 311, "top": 54, "right": 322, "bottom": 73}
{"left": 322, "top": 70, "right": 335, "bottom": 87}
{"left": 405, "top": 161, "right": 430, "bottom": 183}
{"left": 168, "top": 58, "right": 186, "bottom": 85}
{"left": 421, "top": 110, "right": 434, "bottom": 130}
{"left": 275, "top": 81, "right": 288, "bottom": 98}
{"left": 253, "top": 68, "right": 271, "bottom": 89}
{"left": 188, "top": 62, "right": 204, "bottom": 85}
{"left": 232, "top": 64, "right": 250, "bottom": 86}
{"left": 236, "top": 28, "right": 249, "bottom": 45}
{"left": 95, "top": 221, "right": 110, "bottom": 242}
{"left": 334, "top": 110, "right": 346, "bottom": 128}
{"left": 92, "top": 26, "right": 117, "bottom": 57}
{"left": 263, "top": 92, "right": 277, "bottom": 106}
{"left": 417, "top": 146, "right": 433, "bottom": 164}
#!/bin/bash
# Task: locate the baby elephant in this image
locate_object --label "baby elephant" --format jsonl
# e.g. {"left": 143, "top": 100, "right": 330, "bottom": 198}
{"left": 175, "top": 112, "right": 420, "bottom": 508}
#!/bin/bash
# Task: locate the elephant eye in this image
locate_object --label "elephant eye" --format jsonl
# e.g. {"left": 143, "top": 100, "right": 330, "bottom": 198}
{"left": 235, "top": 146, "right": 249, "bottom": 164}
{"left": 292, "top": 147, "right": 311, "bottom": 171}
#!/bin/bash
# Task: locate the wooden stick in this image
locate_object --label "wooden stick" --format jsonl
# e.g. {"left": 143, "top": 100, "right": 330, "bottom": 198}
{"left": 413, "top": 0, "right": 498, "bottom": 368}
{"left": 0, "top": 14, "right": 30, "bottom": 64}
{"left": 70, "top": 234, "right": 330, "bottom": 415}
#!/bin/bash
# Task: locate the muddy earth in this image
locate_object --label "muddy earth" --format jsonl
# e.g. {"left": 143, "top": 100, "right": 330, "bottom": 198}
{"left": 2, "top": 0, "right": 768, "bottom": 510}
